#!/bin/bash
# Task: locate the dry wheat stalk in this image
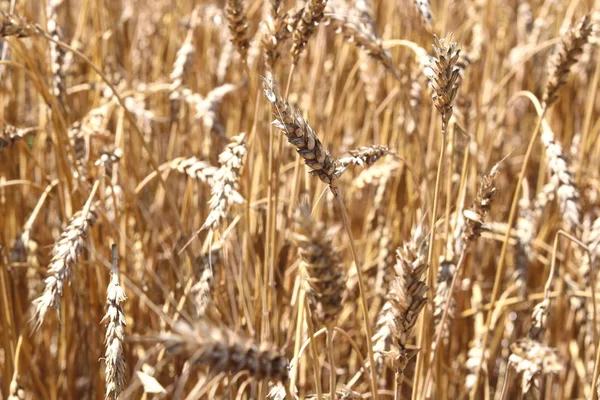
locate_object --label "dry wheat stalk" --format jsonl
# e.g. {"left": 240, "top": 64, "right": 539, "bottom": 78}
{"left": 225, "top": 0, "right": 250, "bottom": 61}
{"left": 543, "top": 14, "right": 592, "bottom": 107}
{"left": 540, "top": 121, "right": 580, "bottom": 232}
{"left": 46, "top": 0, "right": 67, "bottom": 104}
{"left": 0, "top": 12, "right": 35, "bottom": 37}
{"left": 424, "top": 33, "right": 461, "bottom": 135}
{"left": 201, "top": 133, "right": 247, "bottom": 231}
{"left": 158, "top": 320, "right": 289, "bottom": 382}
{"left": 102, "top": 245, "right": 127, "bottom": 400}
{"left": 292, "top": 200, "right": 346, "bottom": 327}
{"left": 373, "top": 221, "right": 429, "bottom": 372}
{"left": 291, "top": 0, "right": 328, "bottom": 63}
{"left": 0, "top": 125, "right": 37, "bottom": 152}
{"left": 263, "top": 74, "right": 337, "bottom": 184}
{"left": 324, "top": 13, "right": 400, "bottom": 80}
{"left": 508, "top": 338, "right": 562, "bottom": 395}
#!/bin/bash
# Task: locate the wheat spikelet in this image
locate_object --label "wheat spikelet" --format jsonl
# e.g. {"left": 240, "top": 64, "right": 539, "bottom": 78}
{"left": 170, "top": 8, "right": 199, "bottom": 91}
{"left": 31, "top": 151, "right": 121, "bottom": 329}
{"left": 191, "top": 245, "right": 222, "bottom": 317}
{"left": 201, "top": 133, "right": 247, "bottom": 232}
{"left": 0, "top": 125, "right": 37, "bottom": 152}
{"left": 540, "top": 121, "right": 580, "bottom": 232}
{"left": 413, "top": 0, "right": 433, "bottom": 32}
{"left": 263, "top": 74, "right": 337, "bottom": 184}
{"left": 352, "top": 160, "right": 400, "bottom": 190}
{"left": 225, "top": 0, "right": 250, "bottom": 61}
{"left": 543, "top": 14, "right": 592, "bottom": 107}
{"left": 424, "top": 33, "right": 461, "bottom": 135}
{"left": 158, "top": 320, "right": 289, "bottom": 381}
{"left": 0, "top": 12, "right": 35, "bottom": 37}
{"left": 324, "top": 13, "right": 400, "bottom": 80}
{"left": 462, "top": 162, "right": 500, "bottom": 242}
{"left": 183, "top": 84, "right": 237, "bottom": 135}
{"left": 579, "top": 215, "right": 600, "bottom": 283}
{"left": 432, "top": 258, "right": 456, "bottom": 345}
{"left": 31, "top": 204, "right": 99, "bottom": 329}
{"left": 291, "top": 0, "right": 328, "bottom": 64}
{"left": 292, "top": 200, "right": 346, "bottom": 327}
{"left": 46, "top": 0, "right": 67, "bottom": 104}
{"left": 102, "top": 245, "right": 127, "bottom": 400}
{"left": 165, "top": 157, "right": 217, "bottom": 185}
{"left": 262, "top": 3, "right": 301, "bottom": 68}
{"left": 7, "top": 380, "right": 25, "bottom": 400}
{"left": 514, "top": 181, "right": 535, "bottom": 297}
{"left": 335, "top": 145, "right": 389, "bottom": 176}
{"left": 373, "top": 221, "right": 429, "bottom": 372}
{"left": 509, "top": 338, "right": 562, "bottom": 395}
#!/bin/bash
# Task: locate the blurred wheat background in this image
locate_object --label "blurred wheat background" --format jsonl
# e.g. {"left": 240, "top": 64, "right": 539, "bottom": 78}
{"left": 0, "top": 0, "right": 599, "bottom": 399}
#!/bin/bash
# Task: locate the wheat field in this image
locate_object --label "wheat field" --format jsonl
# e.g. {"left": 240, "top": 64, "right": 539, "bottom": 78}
{"left": 0, "top": 0, "right": 599, "bottom": 399}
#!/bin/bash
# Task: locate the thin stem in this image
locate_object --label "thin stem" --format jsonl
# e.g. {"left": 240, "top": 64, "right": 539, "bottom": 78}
{"left": 328, "top": 327, "right": 336, "bottom": 399}
{"left": 331, "top": 186, "right": 379, "bottom": 400}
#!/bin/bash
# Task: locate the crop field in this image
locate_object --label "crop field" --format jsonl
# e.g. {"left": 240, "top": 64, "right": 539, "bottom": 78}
{"left": 0, "top": 0, "right": 599, "bottom": 399}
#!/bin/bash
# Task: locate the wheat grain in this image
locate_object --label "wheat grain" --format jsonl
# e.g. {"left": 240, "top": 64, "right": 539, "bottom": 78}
{"left": 158, "top": 320, "right": 289, "bottom": 382}
{"left": 544, "top": 14, "right": 592, "bottom": 107}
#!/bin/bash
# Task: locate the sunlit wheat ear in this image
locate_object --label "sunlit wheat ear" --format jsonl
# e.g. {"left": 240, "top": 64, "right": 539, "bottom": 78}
{"left": 424, "top": 33, "right": 461, "bottom": 135}
{"left": 191, "top": 245, "right": 222, "bottom": 317}
{"left": 225, "top": 0, "right": 250, "bottom": 61}
{"left": 262, "top": 3, "right": 301, "bottom": 68}
{"left": 170, "top": 8, "right": 199, "bottom": 92}
{"left": 182, "top": 84, "right": 237, "bottom": 136}
{"left": 462, "top": 162, "right": 500, "bottom": 243}
{"left": 373, "top": 221, "right": 429, "bottom": 372}
{"left": 291, "top": 0, "right": 328, "bottom": 64}
{"left": 31, "top": 205, "right": 99, "bottom": 329}
{"left": 165, "top": 157, "right": 218, "bottom": 185}
{"left": 335, "top": 145, "right": 389, "bottom": 177}
{"left": 0, "top": 12, "right": 36, "bottom": 37}
{"left": 0, "top": 125, "right": 37, "bottom": 152}
{"left": 201, "top": 133, "right": 247, "bottom": 232}
{"left": 543, "top": 14, "right": 592, "bottom": 107}
{"left": 324, "top": 14, "right": 400, "bottom": 80}
{"left": 102, "top": 245, "right": 127, "bottom": 400}
{"left": 515, "top": 180, "right": 535, "bottom": 297}
{"left": 579, "top": 215, "right": 600, "bottom": 284}
{"left": 528, "top": 298, "right": 549, "bottom": 341}
{"left": 158, "top": 320, "right": 289, "bottom": 382}
{"left": 31, "top": 151, "right": 121, "bottom": 329}
{"left": 413, "top": 0, "right": 433, "bottom": 32}
{"left": 508, "top": 338, "right": 562, "bottom": 395}
{"left": 432, "top": 258, "right": 455, "bottom": 346}
{"left": 262, "top": 73, "right": 337, "bottom": 184}
{"left": 540, "top": 121, "right": 580, "bottom": 232}
{"left": 291, "top": 200, "right": 346, "bottom": 327}
{"left": 46, "top": 0, "right": 67, "bottom": 104}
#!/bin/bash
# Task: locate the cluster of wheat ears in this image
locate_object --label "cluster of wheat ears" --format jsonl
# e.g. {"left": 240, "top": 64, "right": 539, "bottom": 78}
{"left": 1, "top": 0, "right": 600, "bottom": 399}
